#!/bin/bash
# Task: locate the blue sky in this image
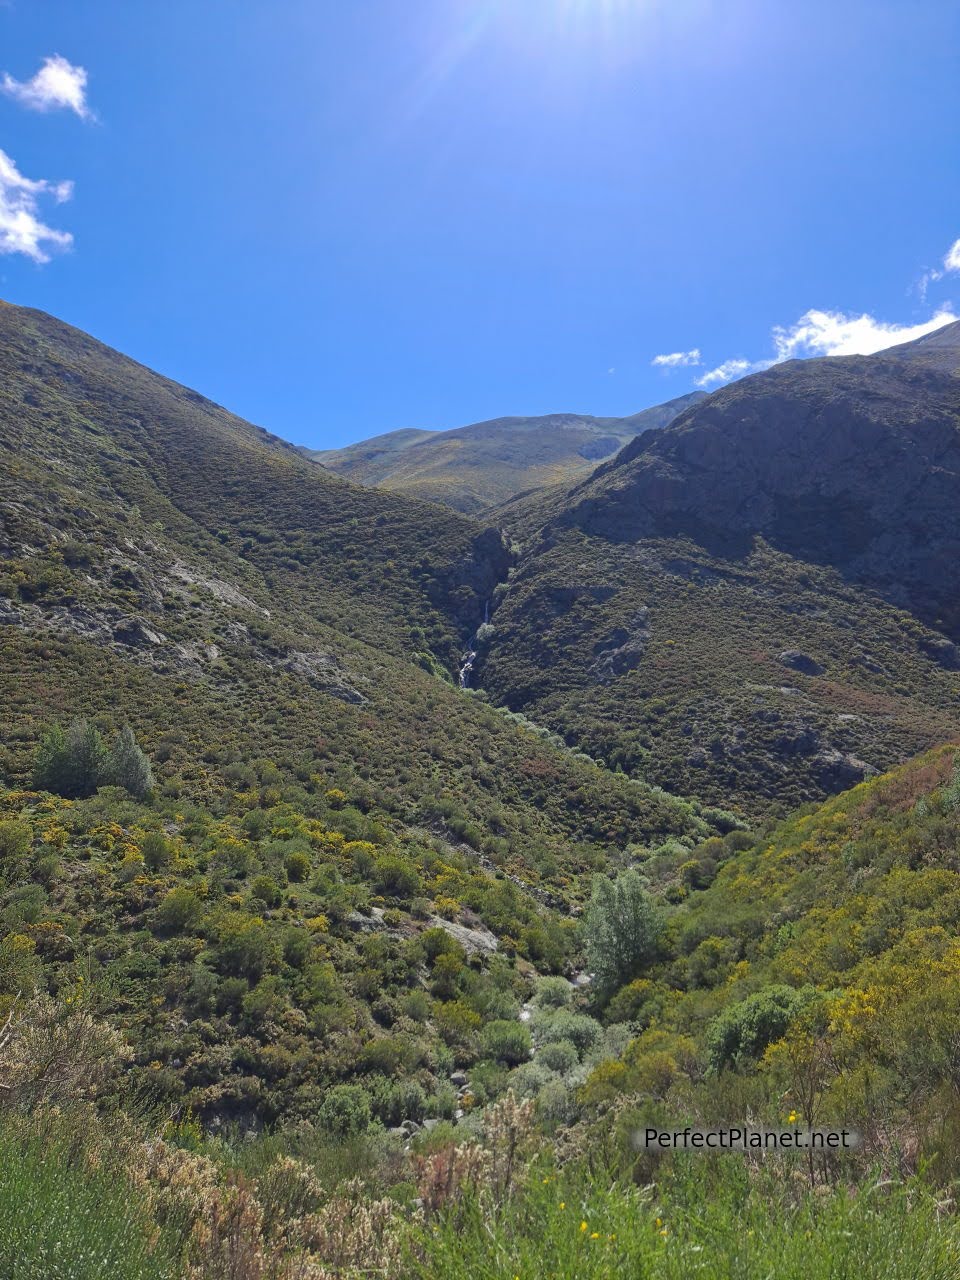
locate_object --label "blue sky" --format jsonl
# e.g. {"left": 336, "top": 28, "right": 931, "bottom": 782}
{"left": 0, "top": 0, "right": 958, "bottom": 449}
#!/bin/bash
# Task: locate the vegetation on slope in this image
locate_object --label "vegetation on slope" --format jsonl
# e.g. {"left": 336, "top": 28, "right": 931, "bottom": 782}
{"left": 480, "top": 326, "right": 960, "bottom": 814}
{"left": 5, "top": 748, "right": 960, "bottom": 1277}
{"left": 479, "top": 529, "right": 960, "bottom": 814}
{"left": 305, "top": 393, "right": 706, "bottom": 516}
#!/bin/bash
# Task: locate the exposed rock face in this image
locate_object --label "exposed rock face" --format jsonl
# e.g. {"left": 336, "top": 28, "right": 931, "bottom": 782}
{"left": 428, "top": 915, "right": 499, "bottom": 955}
{"left": 273, "top": 650, "right": 366, "bottom": 704}
{"left": 919, "top": 636, "right": 960, "bottom": 670}
{"left": 778, "top": 650, "right": 825, "bottom": 676}
{"left": 591, "top": 608, "right": 651, "bottom": 681}
{"left": 429, "top": 526, "right": 515, "bottom": 633}
{"left": 563, "top": 322, "right": 960, "bottom": 637}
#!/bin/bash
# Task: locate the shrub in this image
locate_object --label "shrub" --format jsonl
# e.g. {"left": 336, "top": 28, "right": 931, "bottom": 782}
{"left": 284, "top": 850, "right": 311, "bottom": 882}
{"left": 370, "top": 1077, "right": 427, "bottom": 1127}
{"left": 532, "top": 976, "right": 572, "bottom": 1010}
{"left": 536, "top": 1040, "right": 579, "bottom": 1074}
{"left": 154, "top": 887, "right": 203, "bottom": 933}
{"left": 317, "top": 1084, "right": 372, "bottom": 1137}
{"left": 706, "top": 985, "right": 810, "bottom": 1072}
{"left": 0, "top": 821, "right": 32, "bottom": 865}
{"left": 508, "top": 1060, "right": 556, "bottom": 1098}
{"left": 140, "top": 832, "right": 172, "bottom": 871}
{"left": 250, "top": 875, "right": 283, "bottom": 908}
{"left": 533, "top": 1009, "right": 602, "bottom": 1055}
{"left": 479, "top": 1020, "right": 531, "bottom": 1066}
{"left": 211, "top": 913, "right": 278, "bottom": 978}
{"left": 375, "top": 856, "right": 421, "bottom": 901}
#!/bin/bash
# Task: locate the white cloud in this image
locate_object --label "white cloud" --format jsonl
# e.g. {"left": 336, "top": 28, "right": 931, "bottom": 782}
{"left": 652, "top": 348, "right": 701, "bottom": 368}
{"left": 772, "top": 307, "right": 957, "bottom": 360}
{"left": 693, "top": 306, "right": 957, "bottom": 389}
{"left": 0, "top": 148, "right": 73, "bottom": 262}
{"left": 917, "top": 236, "right": 960, "bottom": 299}
{"left": 2, "top": 54, "right": 92, "bottom": 119}
{"left": 696, "top": 357, "right": 770, "bottom": 388}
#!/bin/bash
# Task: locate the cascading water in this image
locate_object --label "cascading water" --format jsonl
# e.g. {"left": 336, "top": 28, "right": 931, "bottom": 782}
{"left": 458, "top": 599, "right": 490, "bottom": 689}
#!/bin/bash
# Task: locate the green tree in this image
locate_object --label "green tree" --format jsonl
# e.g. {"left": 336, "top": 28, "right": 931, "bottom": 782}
{"left": 32, "top": 719, "right": 108, "bottom": 799}
{"left": 581, "top": 870, "right": 665, "bottom": 1002}
{"left": 706, "top": 985, "right": 811, "bottom": 1073}
{"left": 107, "top": 725, "right": 154, "bottom": 800}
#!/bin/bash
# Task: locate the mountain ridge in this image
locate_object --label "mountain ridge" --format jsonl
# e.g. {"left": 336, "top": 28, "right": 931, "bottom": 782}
{"left": 303, "top": 391, "right": 708, "bottom": 514}
{"left": 476, "top": 323, "right": 960, "bottom": 812}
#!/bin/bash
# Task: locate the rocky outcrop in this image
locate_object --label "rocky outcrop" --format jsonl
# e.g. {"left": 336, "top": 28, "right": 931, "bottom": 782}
{"left": 591, "top": 608, "right": 651, "bottom": 681}
{"left": 562, "top": 323, "right": 960, "bottom": 637}
{"left": 778, "top": 650, "right": 825, "bottom": 676}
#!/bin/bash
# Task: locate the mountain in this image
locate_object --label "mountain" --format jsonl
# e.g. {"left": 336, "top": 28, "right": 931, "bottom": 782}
{"left": 302, "top": 392, "right": 707, "bottom": 515}
{"left": 476, "top": 323, "right": 960, "bottom": 814}
{"left": 6, "top": 303, "right": 960, "bottom": 1277}
{"left": 0, "top": 299, "right": 710, "bottom": 880}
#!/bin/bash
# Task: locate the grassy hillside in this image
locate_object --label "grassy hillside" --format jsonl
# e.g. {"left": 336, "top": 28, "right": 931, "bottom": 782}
{"left": 305, "top": 392, "right": 706, "bottom": 515}
{"left": 0, "top": 301, "right": 510, "bottom": 673}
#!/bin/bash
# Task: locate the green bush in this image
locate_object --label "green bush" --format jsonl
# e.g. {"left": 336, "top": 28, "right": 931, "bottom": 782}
{"left": 284, "top": 851, "right": 311, "bottom": 882}
{"left": 479, "top": 1019, "right": 532, "bottom": 1066}
{"left": 374, "top": 855, "right": 421, "bottom": 901}
{"left": 316, "top": 1084, "right": 372, "bottom": 1137}
{"left": 706, "top": 985, "right": 810, "bottom": 1072}
{"left": 154, "top": 887, "right": 203, "bottom": 933}
{"left": 141, "top": 832, "right": 172, "bottom": 871}
{"left": 537, "top": 1039, "right": 579, "bottom": 1074}
{"left": 534, "top": 1008, "right": 602, "bottom": 1055}
{"left": 532, "top": 976, "right": 572, "bottom": 1010}
{"left": 0, "top": 820, "right": 32, "bottom": 864}
{"left": 250, "top": 875, "right": 283, "bottom": 907}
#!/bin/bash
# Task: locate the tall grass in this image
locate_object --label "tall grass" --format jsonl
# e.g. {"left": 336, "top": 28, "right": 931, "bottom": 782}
{"left": 0, "top": 1116, "right": 182, "bottom": 1280}
{"left": 412, "top": 1158, "right": 960, "bottom": 1280}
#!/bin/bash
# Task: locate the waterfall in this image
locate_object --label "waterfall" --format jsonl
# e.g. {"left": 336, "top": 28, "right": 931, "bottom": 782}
{"left": 459, "top": 600, "right": 490, "bottom": 689}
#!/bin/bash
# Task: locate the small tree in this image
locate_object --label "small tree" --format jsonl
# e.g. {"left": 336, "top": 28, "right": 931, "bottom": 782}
{"left": 34, "top": 720, "right": 152, "bottom": 801}
{"left": 582, "top": 870, "right": 665, "bottom": 1003}
{"left": 107, "top": 724, "right": 154, "bottom": 799}
{"left": 32, "top": 718, "right": 108, "bottom": 799}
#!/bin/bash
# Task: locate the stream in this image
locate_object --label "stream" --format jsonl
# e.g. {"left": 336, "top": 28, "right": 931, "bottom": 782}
{"left": 458, "top": 599, "right": 489, "bottom": 688}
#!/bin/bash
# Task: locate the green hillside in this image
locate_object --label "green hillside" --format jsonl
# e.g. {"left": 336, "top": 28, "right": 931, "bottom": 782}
{"left": 304, "top": 392, "right": 706, "bottom": 515}
{"left": 5, "top": 302, "right": 960, "bottom": 1277}
{"left": 479, "top": 327, "right": 960, "bottom": 815}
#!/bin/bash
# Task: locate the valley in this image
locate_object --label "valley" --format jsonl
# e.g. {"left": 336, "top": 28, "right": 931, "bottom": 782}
{"left": 2, "top": 301, "right": 960, "bottom": 1278}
